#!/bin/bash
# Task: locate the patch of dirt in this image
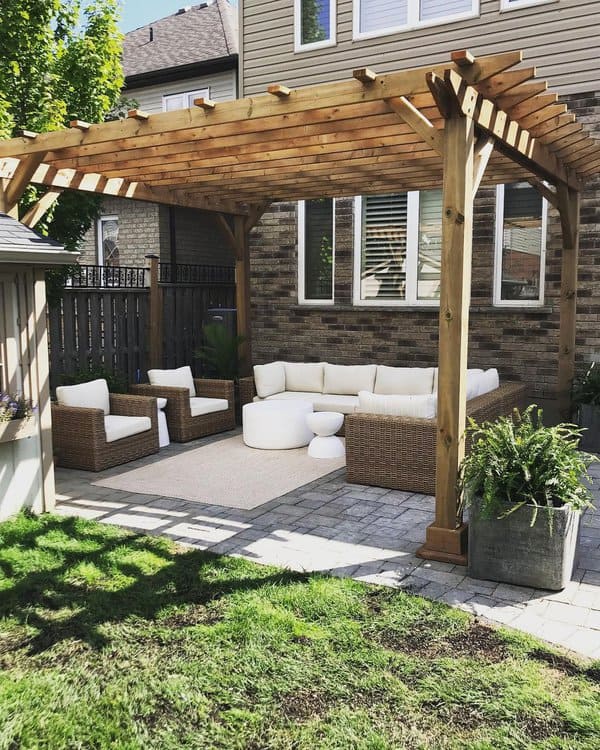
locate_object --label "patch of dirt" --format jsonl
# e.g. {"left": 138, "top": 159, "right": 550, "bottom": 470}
{"left": 529, "top": 647, "right": 595, "bottom": 680}
{"left": 279, "top": 689, "right": 330, "bottom": 721}
{"left": 291, "top": 635, "right": 312, "bottom": 645}
{"left": 521, "top": 714, "right": 568, "bottom": 741}
{"left": 159, "top": 605, "right": 222, "bottom": 628}
{"left": 364, "top": 588, "right": 397, "bottom": 615}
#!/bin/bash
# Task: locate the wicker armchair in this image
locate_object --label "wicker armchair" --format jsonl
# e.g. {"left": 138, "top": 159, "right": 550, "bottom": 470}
{"left": 130, "top": 378, "right": 235, "bottom": 443}
{"left": 345, "top": 382, "right": 528, "bottom": 495}
{"left": 52, "top": 393, "right": 159, "bottom": 472}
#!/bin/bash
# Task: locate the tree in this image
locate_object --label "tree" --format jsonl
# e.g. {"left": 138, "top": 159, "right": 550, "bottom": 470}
{"left": 0, "top": 0, "right": 123, "bottom": 258}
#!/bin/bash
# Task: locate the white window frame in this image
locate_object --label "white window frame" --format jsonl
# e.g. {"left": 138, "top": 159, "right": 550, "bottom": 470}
{"left": 500, "top": 0, "right": 556, "bottom": 11}
{"left": 294, "top": 0, "right": 337, "bottom": 52}
{"left": 353, "top": 0, "right": 479, "bottom": 41}
{"left": 162, "top": 87, "right": 210, "bottom": 111}
{"left": 97, "top": 215, "right": 119, "bottom": 266}
{"left": 493, "top": 183, "right": 548, "bottom": 308}
{"left": 352, "top": 192, "right": 440, "bottom": 307}
{"left": 298, "top": 199, "right": 336, "bottom": 305}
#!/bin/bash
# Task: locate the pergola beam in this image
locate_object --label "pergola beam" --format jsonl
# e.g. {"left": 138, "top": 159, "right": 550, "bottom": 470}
{"left": 21, "top": 189, "right": 63, "bottom": 228}
{"left": 385, "top": 97, "right": 444, "bottom": 155}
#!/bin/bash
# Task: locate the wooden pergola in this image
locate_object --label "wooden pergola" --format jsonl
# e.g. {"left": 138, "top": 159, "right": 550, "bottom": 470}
{"left": 1, "top": 49, "right": 599, "bottom": 564}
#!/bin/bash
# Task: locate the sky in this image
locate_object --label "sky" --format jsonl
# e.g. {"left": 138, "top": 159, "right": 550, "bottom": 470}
{"left": 120, "top": 0, "right": 236, "bottom": 32}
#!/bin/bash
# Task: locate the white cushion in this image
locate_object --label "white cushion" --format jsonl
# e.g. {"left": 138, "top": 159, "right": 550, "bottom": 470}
{"left": 264, "top": 391, "right": 322, "bottom": 402}
{"left": 323, "top": 364, "right": 377, "bottom": 396}
{"left": 56, "top": 379, "right": 110, "bottom": 415}
{"left": 148, "top": 366, "right": 196, "bottom": 397}
{"left": 283, "top": 362, "right": 325, "bottom": 393}
{"left": 254, "top": 362, "right": 286, "bottom": 398}
{"left": 243, "top": 400, "right": 314, "bottom": 449}
{"left": 375, "top": 366, "right": 435, "bottom": 396}
{"left": 314, "top": 394, "right": 359, "bottom": 415}
{"left": 104, "top": 415, "right": 151, "bottom": 443}
{"left": 189, "top": 397, "right": 229, "bottom": 417}
{"left": 156, "top": 397, "right": 167, "bottom": 409}
{"left": 358, "top": 391, "right": 437, "bottom": 419}
{"left": 433, "top": 368, "right": 484, "bottom": 394}
{"left": 475, "top": 368, "right": 500, "bottom": 398}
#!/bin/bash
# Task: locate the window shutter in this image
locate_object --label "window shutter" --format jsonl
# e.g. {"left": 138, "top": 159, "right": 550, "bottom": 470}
{"left": 361, "top": 193, "right": 408, "bottom": 300}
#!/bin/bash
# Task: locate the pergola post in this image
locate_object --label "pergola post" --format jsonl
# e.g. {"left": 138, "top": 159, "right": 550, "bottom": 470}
{"left": 556, "top": 185, "right": 581, "bottom": 419}
{"left": 234, "top": 215, "right": 253, "bottom": 376}
{"left": 417, "top": 108, "right": 475, "bottom": 566}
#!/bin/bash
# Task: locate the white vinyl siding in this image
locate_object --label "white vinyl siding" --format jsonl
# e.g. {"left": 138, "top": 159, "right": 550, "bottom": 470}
{"left": 294, "top": 0, "right": 337, "bottom": 51}
{"left": 298, "top": 199, "right": 336, "bottom": 303}
{"left": 127, "top": 70, "right": 236, "bottom": 115}
{"left": 163, "top": 87, "right": 209, "bottom": 112}
{"left": 354, "top": 0, "right": 478, "bottom": 39}
{"left": 353, "top": 192, "right": 441, "bottom": 306}
{"left": 500, "top": 0, "right": 555, "bottom": 10}
{"left": 493, "top": 183, "right": 548, "bottom": 306}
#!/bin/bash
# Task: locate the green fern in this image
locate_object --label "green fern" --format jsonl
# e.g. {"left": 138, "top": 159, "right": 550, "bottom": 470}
{"left": 195, "top": 324, "right": 245, "bottom": 381}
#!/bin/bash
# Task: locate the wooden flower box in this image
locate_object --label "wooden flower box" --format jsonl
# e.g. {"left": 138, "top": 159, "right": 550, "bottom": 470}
{"left": 0, "top": 418, "right": 37, "bottom": 445}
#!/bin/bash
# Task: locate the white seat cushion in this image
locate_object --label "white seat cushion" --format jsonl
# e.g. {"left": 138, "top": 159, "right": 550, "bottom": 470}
{"left": 104, "top": 415, "right": 151, "bottom": 443}
{"left": 189, "top": 397, "right": 229, "bottom": 417}
{"left": 375, "top": 366, "right": 435, "bottom": 395}
{"left": 56, "top": 379, "right": 110, "bottom": 415}
{"left": 254, "top": 362, "right": 285, "bottom": 398}
{"left": 283, "top": 362, "right": 325, "bottom": 393}
{"left": 323, "top": 364, "right": 377, "bottom": 395}
{"left": 264, "top": 391, "right": 322, "bottom": 403}
{"left": 314, "top": 394, "right": 359, "bottom": 414}
{"left": 358, "top": 391, "right": 437, "bottom": 419}
{"left": 148, "top": 366, "right": 196, "bottom": 397}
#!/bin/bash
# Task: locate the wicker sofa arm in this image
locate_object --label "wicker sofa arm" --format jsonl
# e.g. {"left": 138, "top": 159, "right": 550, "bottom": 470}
{"left": 51, "top": 403, "right": 105, "bottom": 432}
{"left": 110, "top": 393, "right": 157, "bottom": 420}
{"left": 130, "top": 383, "right": 190, "bottom": 407}
{"left": 466, "top": 381, "right": 528, "bottom": 423}
{"left": 239, "top": 376, "right": 256, "bottom": 407}
{"left": 193, "top": 378, "right": 234, "bottom": 402}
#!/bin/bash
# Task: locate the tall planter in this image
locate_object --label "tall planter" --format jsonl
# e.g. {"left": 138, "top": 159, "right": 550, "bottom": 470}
{"left": 577, "top": 404, "right": 600, "bottom": 454}
{"left": 468, "top": 501, "right": 581, "bottom": 591}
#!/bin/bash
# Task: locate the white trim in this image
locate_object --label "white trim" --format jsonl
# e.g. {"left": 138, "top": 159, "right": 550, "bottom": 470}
{"left": 353, "top": 192, "right": 440, "bottom": 307}
{"left": 493, "top": 183, "right": 548, "bottom": 307}
{"left": 294, "top": 0, "right": 337, "bottom": 52}
{"left": 298, "top": 199, "right": 336, "bottom": 305}
{"left": 353, "top": 0, "right": 478, "bottom": 42}
{"left": 96, "top": 215, "right": 119, "bottom": 266}
{"left": 162, "top": 87, "right": 210, "bottom": 112}
{"left": 500, "top": 0, "right": 557, "bottom": 11}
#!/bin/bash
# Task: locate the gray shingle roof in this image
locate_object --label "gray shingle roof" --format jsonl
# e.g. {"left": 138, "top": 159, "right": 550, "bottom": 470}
{"left": 123, "top": 0, "right": 238, "bottom": 79}
{"left": 0, "top": 213, "right": 63, "bottom": 251}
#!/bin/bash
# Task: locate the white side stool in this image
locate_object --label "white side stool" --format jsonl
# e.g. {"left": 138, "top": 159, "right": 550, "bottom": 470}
{"left": 306, "top": 411, "right": 345, "bottom": 459}
{"left": 156, "top": 397, "right": 170, "bottom": 448}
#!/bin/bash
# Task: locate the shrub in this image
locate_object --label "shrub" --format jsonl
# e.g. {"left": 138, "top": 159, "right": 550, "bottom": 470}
{"left": 572, "top": 362, "right": 600, "bottom": 407}
{"left": 60, "top": 366, "right": 128, "bottom": 393}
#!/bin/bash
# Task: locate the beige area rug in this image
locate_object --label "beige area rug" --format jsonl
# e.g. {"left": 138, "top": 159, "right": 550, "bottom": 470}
{"left": 94, "top": 434, "right": 345, "bottom": 510}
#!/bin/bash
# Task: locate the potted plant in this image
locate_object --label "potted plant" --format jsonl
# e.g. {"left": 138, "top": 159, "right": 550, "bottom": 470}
{"left": 459, "top": 406, "right": 596, "bottom": 590}
{"left": 573, "top": 362, "right": 600, "bottom": 453}
{"left": 0, "top": 392, "right": 36, "bottom": 444}
{"left": 195, "top": 323, "right": 246, "bottom": 421}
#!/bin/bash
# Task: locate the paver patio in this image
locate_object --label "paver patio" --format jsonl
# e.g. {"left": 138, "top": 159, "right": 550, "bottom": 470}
{"left": 54, "top": 432, "right": 600, "bottom": 660}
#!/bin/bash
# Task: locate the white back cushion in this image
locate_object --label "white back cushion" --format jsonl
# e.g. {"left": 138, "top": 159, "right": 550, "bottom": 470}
{"left": 148, "top": 366, "right": 195, "bottom": 397}
{"left": 254, "top": 362, "right": 285, "bottom": 398}
{"left": 476, "top": 368, "right": 500, "bottom": 398}
{"left": 358, "top": 391, "right": 437, "bottom": 419}
{"left": 324, "top": 364, "right": 377, "bottom": 395}
{"left": 56, "top": 379, "right": 110, "bottom": 415}
{"left": 433, "top": 368, "right": 484, "bottom": 394}
{"left": 375, "top": 366, "right": 435, "bottom": 395}
{"left": 284, "top": 362, "right": 325, "bottom": 393}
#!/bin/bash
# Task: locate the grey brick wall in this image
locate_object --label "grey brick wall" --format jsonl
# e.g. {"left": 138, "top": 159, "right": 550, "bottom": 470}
{"left": 248, "top": 92, "right": 600, "bottom": 403}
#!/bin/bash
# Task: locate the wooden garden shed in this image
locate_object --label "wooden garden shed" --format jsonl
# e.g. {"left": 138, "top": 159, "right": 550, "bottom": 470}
{"left": 1, "top": 49, "right": 598, "bottom": 562}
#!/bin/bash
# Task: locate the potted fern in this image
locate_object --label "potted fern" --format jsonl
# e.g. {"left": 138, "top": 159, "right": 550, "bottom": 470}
{"left": 195, "top": 323, "right": 246, "bottom": 421}
{"left": 459, "top": 406, "right": 596, "bottom": 590}
{"left": 573, "top": 362, "right": 600, "bottom": 453}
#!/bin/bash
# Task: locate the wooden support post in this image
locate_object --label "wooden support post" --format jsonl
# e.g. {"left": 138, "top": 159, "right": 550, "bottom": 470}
{"left": 556, "top": 185, "right": 581, "bottom": 419}
{"left": 234, "top": 215, "right": 252, "bottom": 376}
{"left": 21, "top": 188, "right": 63, "bottom": 228}
{"left": 146, "top": 254, "right": 163, "bottom": 369}
{"left": 417, "top": 107, "right": 475, "bottom": 566}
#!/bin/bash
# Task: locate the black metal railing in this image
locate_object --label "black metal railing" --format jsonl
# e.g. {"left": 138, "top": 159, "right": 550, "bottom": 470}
{"left": 69, "top": 264, "right": 148, "bottom": 289}
{"left": 159, "top": 263, "right": 235, "bottom": 285}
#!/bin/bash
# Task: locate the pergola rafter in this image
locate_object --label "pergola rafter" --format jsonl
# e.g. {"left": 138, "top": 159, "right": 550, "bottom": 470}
{"left": 1, "top": 49, "right": 598, "bottom": 567}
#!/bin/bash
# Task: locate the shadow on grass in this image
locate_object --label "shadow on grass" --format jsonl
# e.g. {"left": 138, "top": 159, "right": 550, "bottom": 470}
{"left": 0, "top": 513, "right": 310, "bottom": 655}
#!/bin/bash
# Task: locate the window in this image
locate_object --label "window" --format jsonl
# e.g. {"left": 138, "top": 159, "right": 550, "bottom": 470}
{"left": 354, "top": 0, "right": 478, "bottom": 39}
{"left": 298, "top": 199, "right": 335, "bottom": 304}
{"left": 353, "top": 190, "right": 442, "bottom": 305}
{"left": 494, "top": 183, "right": 547, "bottom": 306}
{"left": 162, "top": 88, "right": 209, "bottom": 112}
{"left": 97, "top": 216, "right": 120, "bottom": 267}
{"left": 294, "top": 0, "right": 336, "bottom": 51}
{"left": 500, "top": 0, "right": 555, "bottom": 10}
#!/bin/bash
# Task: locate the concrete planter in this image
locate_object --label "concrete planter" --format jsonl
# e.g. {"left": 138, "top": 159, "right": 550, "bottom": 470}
{"left": 468, "top": 501, "right": 580, "bottom": 591}
{"left": 577, "top": 404, "right": 600, "bottom": 454}
{"left": 0, "top": 417, "right": 37, "bottom": 444}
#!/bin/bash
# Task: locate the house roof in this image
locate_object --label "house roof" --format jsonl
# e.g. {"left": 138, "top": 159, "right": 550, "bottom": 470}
{"left": 0, "top": 213, "right": 75, "bottom": 265}
{"left": 123, "top": 0, "right": 238, "bottom": 80}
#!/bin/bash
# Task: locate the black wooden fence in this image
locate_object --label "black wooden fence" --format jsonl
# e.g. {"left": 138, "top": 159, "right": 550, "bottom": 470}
{"left": 48, "top": 263, "right": 236, "bottom": 390}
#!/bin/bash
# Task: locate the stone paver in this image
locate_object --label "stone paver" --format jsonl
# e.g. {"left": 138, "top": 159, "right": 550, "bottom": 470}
{"left": 54, "top": 437, "right": 600, "bottom": 660}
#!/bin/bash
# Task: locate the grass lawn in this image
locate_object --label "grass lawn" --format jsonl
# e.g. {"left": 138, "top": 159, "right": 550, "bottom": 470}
{"left": 0, "top": 513, "right": 598, "bottom": 749}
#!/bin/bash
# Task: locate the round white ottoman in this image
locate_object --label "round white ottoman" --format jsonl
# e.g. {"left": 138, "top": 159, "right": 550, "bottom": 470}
{"left": 243, "top": 400, "right": 314, "bottom": 449}
{"left": 156, "top": 397, "right": 170, "bottom": 448}
{"left": 306, "top": 411, "right": 345, "bottom": 459}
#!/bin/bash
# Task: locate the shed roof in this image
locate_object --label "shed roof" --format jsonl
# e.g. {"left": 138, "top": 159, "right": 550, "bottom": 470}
{"left": 0, "top": 213, "right": 74, "bottom": 265}
{"left": 123, "top": 0, "right": 238, "bottom": 79}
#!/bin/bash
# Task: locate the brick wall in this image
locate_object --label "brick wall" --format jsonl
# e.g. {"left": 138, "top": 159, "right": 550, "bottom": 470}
{"left": 248, "top": 92, "right": 600, "bottom": 402}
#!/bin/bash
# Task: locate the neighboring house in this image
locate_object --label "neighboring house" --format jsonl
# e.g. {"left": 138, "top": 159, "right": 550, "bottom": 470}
{"left": 239, "top": 0, "right": 600, "bottom": 409}
{"left": 79, "top": 0, "right": 238, "bottom": 269}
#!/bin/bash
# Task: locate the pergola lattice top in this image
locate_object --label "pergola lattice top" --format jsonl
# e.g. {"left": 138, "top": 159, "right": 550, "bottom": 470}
{"left": 0, "top": 50, "right": 599, "bottom": 220}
